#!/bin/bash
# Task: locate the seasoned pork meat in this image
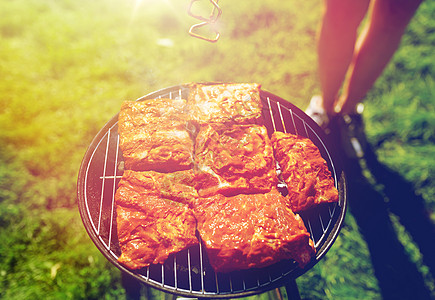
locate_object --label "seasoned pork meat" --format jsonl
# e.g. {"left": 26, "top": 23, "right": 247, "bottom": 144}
{"left": 193, "top": 188, "right": 315, "bottom": 273}
{"left": 271, "top": 131, "right": 339, "bottom": 212}
{"left": 194, "top": 123, "right": 278, "bottom": 197}
{"left": 115, "top": 170, "right": 198, "bottom": 269}
{"left": 118, "top": 98, "right": 194, "bottom": 172}
{"left": 188, "top": 83, "right": 263, "bottom": 125}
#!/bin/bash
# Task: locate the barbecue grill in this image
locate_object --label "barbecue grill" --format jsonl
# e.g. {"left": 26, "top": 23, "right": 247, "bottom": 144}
{"left": 77, "top": 83, "right": 347, "bottom": 298}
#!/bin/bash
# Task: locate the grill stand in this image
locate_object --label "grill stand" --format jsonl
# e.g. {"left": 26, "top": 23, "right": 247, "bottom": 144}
{"left": 121, "top": 281, "right": 300, "bottom": 299}
{"left": 285, "top": 280, "right": 301, "bottom": 300}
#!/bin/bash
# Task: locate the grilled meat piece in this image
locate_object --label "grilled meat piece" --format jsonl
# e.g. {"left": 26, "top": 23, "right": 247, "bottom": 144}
{"left": 188, "top": 83, "right": 263, "bottom": 125}
{"left": 115, "top": 170, "right": 199, "bottom": 269}
{"left": 118, "top": 99, "right": 195, "bottom": 172}
{"left": 193, "top": 188, "right": 315, "bottom": 273}
{"left": 271, "top": 131, "right": 339, "bottom": 212}
{"left": 194, "top": 123, "right": 278, "bottom": 197}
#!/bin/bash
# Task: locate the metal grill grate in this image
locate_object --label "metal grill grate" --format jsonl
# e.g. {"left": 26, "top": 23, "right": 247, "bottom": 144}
{"left": 77, "top": 84, "right": 347, "bottom": 298}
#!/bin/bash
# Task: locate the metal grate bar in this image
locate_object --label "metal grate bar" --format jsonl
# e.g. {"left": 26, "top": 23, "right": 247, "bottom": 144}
{"left": 188, "top": 249, "right": 193, "bottom": 292}
{"left": 319, "top": 214, "right": 326, "bottom": 233}
{"left": 99, "top": 175, "right": 121, "bottom": 179}
{"left": 306, "top": 219, "right": 316, "bottom": 245}
{"left": 199, "top": 240, "right": 205, "bottom": 294}
{"left": 174, "top": 256, "right": 178, "bottom": 290}
{"left": 97, "top": 130, "right": 111, "bottom": 234}
{"left": 277, "top": 102, "right": 287, "bottom": 134}
{"left": 302, "top": 118, "right": 309, "bottom": 137}
{"left": 215, "top": 272, "right": 220, "bottom": 293}
{"left": 162, "top": 264, "right": 165, "bottom": 287}
{"left": 289, "top": 109, "right": 298, "bottom": 136}
{"left": 108, "top": 134, "right": 119, "bottom": 249}
{"left": 267, "top": 97, "right": 277, "bottom": 132}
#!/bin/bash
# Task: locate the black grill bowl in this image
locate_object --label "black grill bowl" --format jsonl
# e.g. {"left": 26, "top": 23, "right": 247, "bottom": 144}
{"left": 77, "top": 84, "right": 347, "bottom": 298}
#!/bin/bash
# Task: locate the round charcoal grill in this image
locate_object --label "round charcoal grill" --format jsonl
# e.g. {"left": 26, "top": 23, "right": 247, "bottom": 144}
{"left": 77, "top": 84, "right": 347, "bottom": 298}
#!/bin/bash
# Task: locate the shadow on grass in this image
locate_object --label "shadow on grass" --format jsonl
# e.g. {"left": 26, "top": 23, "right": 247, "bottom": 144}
{"left": 339, "top": 129, "right": 435, "bottom": 300}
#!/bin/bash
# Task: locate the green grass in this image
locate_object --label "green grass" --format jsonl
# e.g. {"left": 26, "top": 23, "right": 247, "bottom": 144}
{"left": 0, "top": 0, "right": 434, "bottom": 299}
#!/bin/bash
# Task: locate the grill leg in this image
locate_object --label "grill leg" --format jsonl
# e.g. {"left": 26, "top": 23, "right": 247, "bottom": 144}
{"left": 121, "top": 272, "right": 141, "bottom": 300}
{"left": 285, "top": 279, "right": 301, "bottom": 300}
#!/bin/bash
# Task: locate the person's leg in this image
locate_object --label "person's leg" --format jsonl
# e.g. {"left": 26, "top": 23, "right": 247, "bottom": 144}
{"left": 335, "top": 0, "right": 423, "bottom": 114}
{"left": 317, "top": 0, "right": 370, "bottom": 115}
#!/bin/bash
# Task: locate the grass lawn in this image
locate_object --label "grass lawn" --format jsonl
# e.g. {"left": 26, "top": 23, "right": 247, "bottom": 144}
{"left": 0, "top": 0, "right": 434, "bottom": 299}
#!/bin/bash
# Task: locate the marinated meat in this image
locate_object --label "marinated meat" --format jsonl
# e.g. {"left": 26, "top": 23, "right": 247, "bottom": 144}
{"left": 271, "top": 131, "right": 339, "bottom": 212}
{"left": 118, "top": 99, "right": 195, "bottom": 172}
{"left": 188, "top": 83, "right": 263, "bottom": 125}
{"left": 116, "top": 170, "right": 198, "bottom": 206}
{"left": 115, "top": 170, "right": 198, "bottom": 269}
{"left": 194, "top": 123, "right": 278, "bottom": 197}
{"left": 114, "top": 84, "right": 338, "bottom": 273}
{"left": 193, "top": 188, "right": 315, "bottom": 273}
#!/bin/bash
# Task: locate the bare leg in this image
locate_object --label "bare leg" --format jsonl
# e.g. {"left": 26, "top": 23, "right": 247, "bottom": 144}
{"left": 336, "top": 0, "right": 423, "bottom": 114}
{"left": 317, "top": 0, "right": 370, "bottom": 115}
